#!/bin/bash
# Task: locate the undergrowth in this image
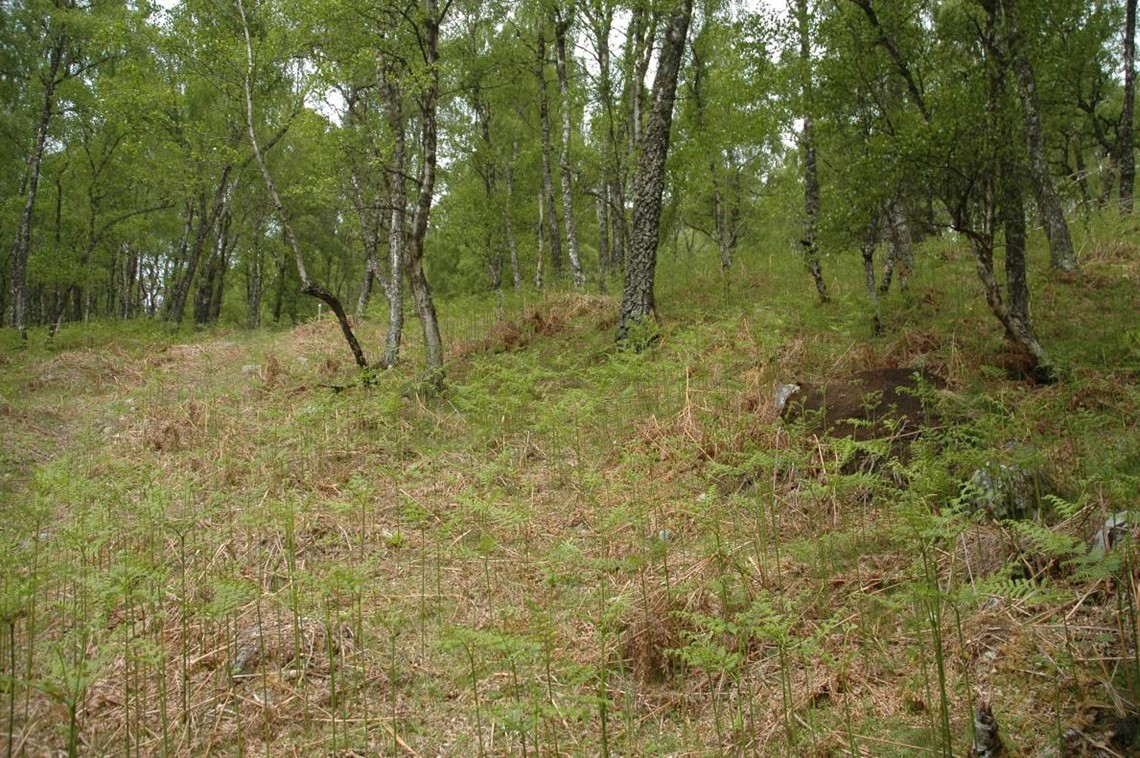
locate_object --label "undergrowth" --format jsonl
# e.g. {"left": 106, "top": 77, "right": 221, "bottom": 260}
{"left": 1, "top": 213, "right": 1138, "bottom": 755}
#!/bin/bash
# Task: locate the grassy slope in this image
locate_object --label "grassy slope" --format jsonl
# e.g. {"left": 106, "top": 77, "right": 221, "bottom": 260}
{"left": 1, "top": 218, "right": 1138, "bottom": 756}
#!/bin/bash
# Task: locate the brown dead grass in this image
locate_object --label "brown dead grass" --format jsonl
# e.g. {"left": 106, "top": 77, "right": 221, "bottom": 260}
{"left": 4, "top": 279, "right": 1138, "bottom": 757}
{"left": 448, "top": 292, "right": 615, "bottom": 359}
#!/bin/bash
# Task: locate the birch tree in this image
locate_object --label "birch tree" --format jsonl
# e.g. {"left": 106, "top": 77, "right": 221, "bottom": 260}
{"left": 617, "top": 0, "right": 694, "bottom": 341}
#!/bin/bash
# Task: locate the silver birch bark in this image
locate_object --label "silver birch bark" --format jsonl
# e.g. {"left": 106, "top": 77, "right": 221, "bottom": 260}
{"left": 7, "top": 39, "right": 64, "bottom": 337}
{"left": 535, "top": 27, "right": 563, "bottom": 279}
{"left": 554, "top": 8, "right": 586, "bottom": 287}
{"left": 238, "top": 0, "right": 368, "bottom": 368}
{"left": 504, "top": 138, "right": 522, "bottom": 291}
{"left": 382, "top": 68, "right": 407, "bottom": 369}
{"left": 797, "top": 0, "right": 828, "bottom": 302}
{"left": 1001, "top": 0, "right": 1079, "bottom": 272}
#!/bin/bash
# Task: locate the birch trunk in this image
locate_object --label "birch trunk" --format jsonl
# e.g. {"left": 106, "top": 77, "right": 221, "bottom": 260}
{"left": 797, "top": 0, "right": 828, "bottom": 302}
{"left": 503, "top": 139, "right": 522, "bottom": 291}
{"left": 6, "top": 39, "right": 64, "bottom": 338}
{"left": 403, "top": 0, "right": 446, "bottom": 387}
{"left": 382, "top": 70, "right": 407, "bottom": 369}
{"left": 238, "top": 0, "right": 367, "bottom": 368}
{"left": 554, "top": 9, "right": 586, "bottom": 287}
{"left": 618, "top": 0, "right": 693, "bottom": 340}
{"left": 535, "top": 28, "right": 563, "bottom": 280}
{"left": 1001, "top": 0, "right": 1079, "bottom": 272}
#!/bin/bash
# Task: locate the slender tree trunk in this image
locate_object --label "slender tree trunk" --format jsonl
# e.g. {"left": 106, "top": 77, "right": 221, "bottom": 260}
{"left": 881, "top": 197, "right": 913, "bottom": 293}
{"left": 168, "top": 169, "right": 232, "bottom": 326}
{"left": 861, "top": 216, "right": 882, "bottom": 335}
{"left": 535, "top": 28, "right": 563, "bottom": 281}
{"left": 624, "top": 6, "right": 659, "bottom": 155}
{"left": 6, "top": 40, "right": 64, "bottom": 338}
{"left": 1122, "top": 0, "right": 1137, "bottom": 214}
{"left": 472, "top": 87, "right": 502, "bottom": 292}
{"left": 238, "top": 0, "right": 367, "bottom": 367}
{"left": 503, "top": 138, "right": 522, "bottom": 291}
{"left": 617, "top": 0, "right": 693, "bottom": 340}
{"left": 535, "top": 191, "right": 545, "bottom": 289}
{"left": 609, "top": 178, "right": 627, "bottom": 270}
{"left": 1000, "top": 166, "right": 1031, "bottom": 333}
{"left": 689, "top": 30, "right": 734, "bottom": 272}
{"left": 194, "top": 193, "right": 234, "bottom": 326}
{"left": 554, "top": 9, "right": 586, "bottom": 287}
{"left": 1001, "top": 0, "right": 1079, "bottom": 272}
{"left": 587, "top": 1, "right": 625, "bottom": 274}
{"left": 618, "top": 5, "right": 659, "bottom": 270}
{"left": 346, "top": 91, "right": 388, "bottom": 318}
{"left": 351, "top": 166, "right": 384, "bottom": 318}
{"left": 797, "top": 0, "right": 828, "bottom": 302}
{"left": 596, "top": 187, "right": 610, "bottom": 294}
{"left": 403, "top": 0, "right": 446, "bottom": 386}
{"left": 979, "top": 1, "right": 1053, "bottom": 381}
{"left": 382, "top": 70, "right": 407, "bottom": 369}
{"left": 246, "top": 216, "right": 264, "bottom": 329}
{"left": 208, "top": 227, "right": 232, "bottom": 323}
{"left": 1070, "top": 132, "right": 1093, "bottom": 216}
{"left": 272, "top": 252, "right": 287, "bottom": 326}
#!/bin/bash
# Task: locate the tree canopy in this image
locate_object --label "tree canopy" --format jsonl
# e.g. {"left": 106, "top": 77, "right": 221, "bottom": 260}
{"left": 2, "top": 0, "right": 1135, "bottom": 379}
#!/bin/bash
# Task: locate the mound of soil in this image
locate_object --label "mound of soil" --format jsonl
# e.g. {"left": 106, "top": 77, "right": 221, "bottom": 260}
{"left": 781, "top": 367, "right": 944, "bottom": 444}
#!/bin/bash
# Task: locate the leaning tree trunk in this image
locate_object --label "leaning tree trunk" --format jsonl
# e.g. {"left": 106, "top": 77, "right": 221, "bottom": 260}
{"left": 554, "top": 9, "right": 586, "bottom": 287}
{"left": 1001, "top": 0, "right": 1079, "bottom": 272}
{"left": 535, "top": 28, "right": 563, "bottom": 280}
{"left": 238, "top": 0, "right": 367, "bottom": 368}
{"left": 797, "top": 0, "right": 828, "bottom": 302}
{"left": 617, "top": 0, "right": 693, "bottom": 340}
{"left": 168, "top": 168, "right": 232, "bottom": 326}
{"left": 1121, "top": 0, "right": 1137, "bottom": 214}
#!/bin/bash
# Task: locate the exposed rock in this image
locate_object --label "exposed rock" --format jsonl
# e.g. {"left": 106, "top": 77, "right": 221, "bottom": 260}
{"left": 1089, "top": 511, "right": 1134, "bottom": 557}
{"left": 773, "top": 383, "right": 802, "bottom": 414}
{"left": 961, "top": 445, "right": 1055, "bottom": 521}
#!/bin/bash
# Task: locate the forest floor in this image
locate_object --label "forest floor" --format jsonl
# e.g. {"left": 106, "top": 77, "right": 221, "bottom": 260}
{"left": 1, "top": 219, "right": 1138, "bottom": 756}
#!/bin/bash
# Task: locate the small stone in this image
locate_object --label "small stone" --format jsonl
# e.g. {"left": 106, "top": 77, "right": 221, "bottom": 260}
{"left": 773, "top": 383, "right": 801, "bottom": 413}
{"left": 1090, "top": 512, "right": 1132, "bottom": 556}
{"left": 657, "top": 529, "right": 674, "bottom": 542}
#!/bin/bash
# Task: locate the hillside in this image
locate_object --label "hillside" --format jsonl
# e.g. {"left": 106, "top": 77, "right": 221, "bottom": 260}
{"left": 1, "top": 228, "right": 1138, "bottom": 756}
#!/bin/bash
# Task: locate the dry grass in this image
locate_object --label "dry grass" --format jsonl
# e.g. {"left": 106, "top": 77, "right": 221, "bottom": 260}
{"left": 2, "top": 266, "right": 1138, "bottom": 756}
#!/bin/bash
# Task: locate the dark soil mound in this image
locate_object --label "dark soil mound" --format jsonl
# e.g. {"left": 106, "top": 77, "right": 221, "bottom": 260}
{"left": 781, "top": 367, "right": 944, "bottom": 444}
